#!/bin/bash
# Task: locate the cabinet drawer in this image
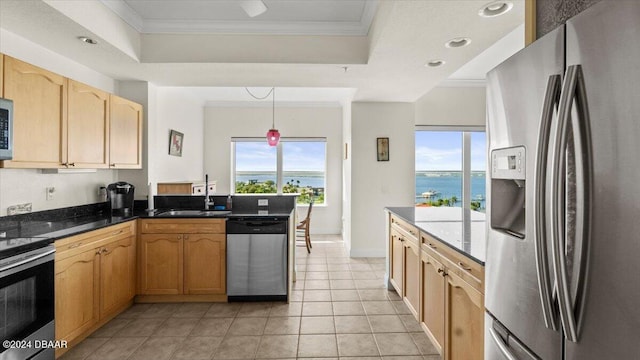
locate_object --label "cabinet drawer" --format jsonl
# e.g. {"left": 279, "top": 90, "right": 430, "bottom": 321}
{"left": 55, "top": 221, "right": 136, "bottom": 260}
{"left": 140, "top": 219, "right": 226, "bottom": 234}
{"left": 391, "top": 215, "right": 419, "bottom": 244}
{"left": 420, "top": 232, "right": 484, "bottom": 294}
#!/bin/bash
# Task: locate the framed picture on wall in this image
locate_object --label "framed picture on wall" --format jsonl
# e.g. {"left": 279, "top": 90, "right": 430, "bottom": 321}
{"left": 169, "top": 129, "right": 184, "bottom": 156}
{"left": 377, "top": 137, "right": 389, "bottom": 161}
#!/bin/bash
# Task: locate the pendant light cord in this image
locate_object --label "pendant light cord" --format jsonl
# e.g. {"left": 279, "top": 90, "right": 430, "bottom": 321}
{"left": 244, "top": 87, "right": 276, "bottom": 129}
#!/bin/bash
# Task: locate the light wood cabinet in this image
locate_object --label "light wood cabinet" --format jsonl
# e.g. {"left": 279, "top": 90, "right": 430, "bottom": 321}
{"left": 67, "top": 80, "right": 109, "bottom": 168}
{"left": 1, "top": 55, "right": 67, "bottom": 168}
{"left": 184, "top": 234, "right": 226, "bottom": 294}
{"left": 421, "top": 249, "right": 445, "bottom": 353}
{"left": 1, "top": 55, "right": 143, "bottom": 169}
{"left": 54, "top": 221, "right": 136, "bottom": 357}
{"left": 386, "top": 212, "right": 485, "bottom": 360}
{"left": 389, "top": 229, "right": 404, "bottom": 294}
{"left": 99, "top": 236, "right": 136, "bottom": 317}
{"left": 138, "top": 219, "right": 226, "bottom": 298}
{"left": 388, "top": 214, "right": 420, "bottom": 319}
{"left": 55, "top": 248, "right": 100, "bottom": 343}
{"left": 445, "top": 268, "right": 484, "bottom": 360}
{"left": 139, "top": 233, "right": 184, "bottom": 295}
{"left": 109, "top": 95, "right": 142, "bottom": 169}
{"left": 403, "top": 238, "right": 420, "bottom": 317}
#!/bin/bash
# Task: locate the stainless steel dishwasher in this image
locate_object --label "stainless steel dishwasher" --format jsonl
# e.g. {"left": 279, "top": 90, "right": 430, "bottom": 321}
{"left": 226, "top": 217, "right": 288, "bottom": 301}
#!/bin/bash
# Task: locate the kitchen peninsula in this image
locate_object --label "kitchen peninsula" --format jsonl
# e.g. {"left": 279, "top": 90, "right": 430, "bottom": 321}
{"left": 385, "top": 206, "right": 486, "bottom": 360}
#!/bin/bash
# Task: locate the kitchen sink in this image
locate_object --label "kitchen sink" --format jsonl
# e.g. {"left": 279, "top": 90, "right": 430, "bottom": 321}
{"left": 157, "top": 210, "right": 231, "bottom": 217}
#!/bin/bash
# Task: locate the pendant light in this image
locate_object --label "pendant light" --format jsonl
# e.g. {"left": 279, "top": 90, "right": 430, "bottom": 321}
{"left": 266, "top": 87, "right": 280, "bottom": 146}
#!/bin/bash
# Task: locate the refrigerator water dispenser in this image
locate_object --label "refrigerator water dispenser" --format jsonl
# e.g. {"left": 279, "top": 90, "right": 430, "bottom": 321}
{"left": 490, "top": 147, "right": 526, "bottom": 239}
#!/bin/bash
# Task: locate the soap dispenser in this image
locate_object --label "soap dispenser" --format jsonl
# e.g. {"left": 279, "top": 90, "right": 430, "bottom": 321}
{"left": 226, "top": 195, "right": 233, "bottom": 210}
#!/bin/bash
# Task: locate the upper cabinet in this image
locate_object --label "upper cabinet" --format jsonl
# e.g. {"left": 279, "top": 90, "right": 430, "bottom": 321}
{"left": 67, "top": 80, "right": 109, "bottom": 168}
{"left": 0, "top": 55, "right": 143, "bottom": 169}
{"left": 109, "top": 95, "right": 142, "bottom": 169}
{"left": 2, "top": 56, "right": 67, "bottom": 168}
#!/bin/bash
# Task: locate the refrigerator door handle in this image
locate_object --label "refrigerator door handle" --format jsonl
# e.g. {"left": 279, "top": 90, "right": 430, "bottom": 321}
{"left": 534, "top": 74, "right": 562, "bottom": 331}
{"left": 489, "top": 327, "right": 518, "bottom": 360}
{"left": 552, "top": 64, "right": 592, "bottom": 343}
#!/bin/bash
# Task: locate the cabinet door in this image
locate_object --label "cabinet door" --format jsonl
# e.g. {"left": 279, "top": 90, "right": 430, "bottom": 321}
{"left": 2, "top": 56, "right": 67, "bottom": 168}
{"left": 184, "top": 234, "right": 226, "bottom": 294}
{"left": 389, "top": 230, "right": 404, "bottom": 295}
{"left": 55, "top": 248, "right": 99, "bottom": 342}
{"left": 100, "top": 236, "right": 136, "bottom": 318}
{"left": 402, "top": 239, "right": 420, "bottom": 318}
{"left": 421, "top": 251, "right": 445, "bottom": 353}
{"left": 67, "top": 80, "right": 109, "bottom": 168}
{"left": 140, "top": 234, "right": 183, "bottom": 295}
{"left": 445, "top": 270, "right": 484, "bottom": 360}
{"left": 109, "top": 95, "right": 142, "bottom": 168}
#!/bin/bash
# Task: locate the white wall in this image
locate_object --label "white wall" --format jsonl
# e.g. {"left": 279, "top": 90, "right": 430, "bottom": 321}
{"left": 203, "top": 106, "right": 343, "bottom": 234}
{"left": 0, "top": 29, "right": 118, "bottom": 215}
{"left": 342, "top": 102, "right": 352, "bottom": 252}
{"left": 150, "top": 88, "right": 205, "bottom": 185}
{"left": 415, "top": 86, "right": 486, "bottom": 126}
{"left": 349, "top": 102, "right": 415, "bottom": 257}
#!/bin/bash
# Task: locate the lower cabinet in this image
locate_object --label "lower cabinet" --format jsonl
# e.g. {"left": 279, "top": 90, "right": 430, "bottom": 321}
{"left": 445, "top": 269, "right": 484, "bottom": 360}
{"left": 54, "top": 221, "right": 136, "bottom": 356}
{"left": 387, "top": 212, "right": 485, "bottom": 360}
{"left": 184, "top": 234, "right": 226, "bottom": 294}
{"left": 55, "top": 248, "right": 100, "bottom": 343}
{"left": 403, "top": 238, "right": 420, "bottom": 317}
{"left": 421, "top": 250, "right": 445, "bottom": 353}
{"left": 138, "top": 219, "right": 226, "bottom": 297}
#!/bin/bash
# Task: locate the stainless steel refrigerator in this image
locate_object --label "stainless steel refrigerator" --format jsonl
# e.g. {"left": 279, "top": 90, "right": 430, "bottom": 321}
{"left": 485, "top": 1, "right": 640, "bottom": 359}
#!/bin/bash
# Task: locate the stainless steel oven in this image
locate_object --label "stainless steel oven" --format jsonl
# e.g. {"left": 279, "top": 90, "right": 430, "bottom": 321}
{"left": 0, "top": 98, "right": 13, "bottom": 161}
{"left": 1, "top": 244, "right": 55, "bottom": 360}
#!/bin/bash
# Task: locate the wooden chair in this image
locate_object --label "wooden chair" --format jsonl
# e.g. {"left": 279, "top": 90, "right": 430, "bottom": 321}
{"left": 296, "top": 201, "right": 314, "bottom": 253}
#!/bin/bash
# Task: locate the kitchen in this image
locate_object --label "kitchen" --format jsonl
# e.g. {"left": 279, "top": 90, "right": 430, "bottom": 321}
{"left": 1, "top": 1, "right": 638, "bottom": 360}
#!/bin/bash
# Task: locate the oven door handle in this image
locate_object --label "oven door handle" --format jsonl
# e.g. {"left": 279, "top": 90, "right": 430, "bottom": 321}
{"left": 0, "top": 248, "right": 56, "bottom": 274}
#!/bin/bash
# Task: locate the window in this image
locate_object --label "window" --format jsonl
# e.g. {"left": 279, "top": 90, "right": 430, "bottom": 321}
{"left": 233, "top": 138, "right": 326, "bottom": 204}
{"left": 415, "top": 128, "right": 486, "bottom": 212}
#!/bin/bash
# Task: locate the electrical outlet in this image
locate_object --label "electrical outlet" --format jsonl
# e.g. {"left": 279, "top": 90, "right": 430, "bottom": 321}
{"left": 46, "top": 187, "right": 55, "bottom": 201}
{"left": 258, "top": 199, "right": 268, "bottom": 206}
{"left": 7, "top": 203, "right": 32, "bottom": 215}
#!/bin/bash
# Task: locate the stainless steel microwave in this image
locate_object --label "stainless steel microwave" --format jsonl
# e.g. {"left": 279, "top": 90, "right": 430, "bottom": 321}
{"left": 0, "top": 98, "right": 13, "bottom": 160}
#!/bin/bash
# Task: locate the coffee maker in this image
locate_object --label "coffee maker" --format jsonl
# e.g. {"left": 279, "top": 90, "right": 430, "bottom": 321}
{"left": 107, "top": 182, "right": 135, "bottom": 215}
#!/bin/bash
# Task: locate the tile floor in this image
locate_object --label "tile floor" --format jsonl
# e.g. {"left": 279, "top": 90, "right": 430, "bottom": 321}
{"left": 61, "top": 235, "right": 441, "bottom": 360}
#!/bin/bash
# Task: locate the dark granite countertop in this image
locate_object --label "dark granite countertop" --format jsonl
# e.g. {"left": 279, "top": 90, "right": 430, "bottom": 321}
{"left": 385, "top": 206, "right": 486, "bottom": 265}
{"left": 1, "top": 197, "right": 296, "bottom": 252}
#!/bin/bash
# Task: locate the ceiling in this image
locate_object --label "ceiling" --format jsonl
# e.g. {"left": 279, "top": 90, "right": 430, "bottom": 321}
{"left": 0, "top": 0, "right": 524, "bottom": 103}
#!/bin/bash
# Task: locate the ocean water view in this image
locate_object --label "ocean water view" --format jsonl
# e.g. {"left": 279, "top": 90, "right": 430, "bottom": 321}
{"left": 415, "top": 171, "right": 486, "bottom": 209}
{"left": 236, "top": 171, "right": 326, "bottom": 188}
{"left": 236, "top": 171, "right": 485, "bottom": 209}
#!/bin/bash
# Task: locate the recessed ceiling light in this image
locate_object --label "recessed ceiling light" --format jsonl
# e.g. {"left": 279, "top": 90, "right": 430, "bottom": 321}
{"left": 478, "top": 1, "right": 513, "bottom": 17}
{"left": 425, "top": 60, "right": 446, "bottom": 67}
{"left": 78, "top": 36, "right": 98, "bottom": 45}
{"left": 445, "top": 37, "right": 471, "bottom": 48}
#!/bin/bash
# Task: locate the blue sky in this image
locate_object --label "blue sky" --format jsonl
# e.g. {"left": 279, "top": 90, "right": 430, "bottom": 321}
{"left": 235, "top": 141, "right": 326, "bottom": 172}
{"left": 415, "top": 131, "right": 486, "bottom": 171}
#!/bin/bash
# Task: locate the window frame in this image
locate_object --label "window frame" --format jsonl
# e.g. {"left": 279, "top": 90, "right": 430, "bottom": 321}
{"left": 414, "top": 125, "right": 486, "bottom": 212}
{"left": 230, "top": 137, "right": 328, "bottom": 205}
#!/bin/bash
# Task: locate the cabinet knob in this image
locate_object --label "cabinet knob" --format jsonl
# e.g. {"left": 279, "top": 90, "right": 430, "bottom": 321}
{"left": 68, "top": 162, "right": 75, "bottom": 167}
{"left": 428, "top": 243, "right": 437, "bottom": 250}
{"left": 184, "top": 235, "right": 189, "bottom": 240}
{"left": 437, "top": 268, "right": 444, "bottom": 274}
{"left": 457, "top": 262, "right": 472, "bottom": 271}
{"left": 110, "top": 163, "right": 116, "bottom": 167}
{"left": 177, "top": 235, "right": 183, "bottom": 240}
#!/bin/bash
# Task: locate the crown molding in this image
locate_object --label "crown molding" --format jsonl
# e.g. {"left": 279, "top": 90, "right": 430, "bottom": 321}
{"left": 100, "top": 0, "right": 378, "bottom": 36}
{"left": 100, "top": 0, "right": 143, "bottom": 32}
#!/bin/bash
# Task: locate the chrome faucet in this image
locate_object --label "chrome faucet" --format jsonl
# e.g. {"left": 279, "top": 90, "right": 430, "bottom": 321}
{"left": 204, "top": 174, "right": 215, "bottom": 209}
